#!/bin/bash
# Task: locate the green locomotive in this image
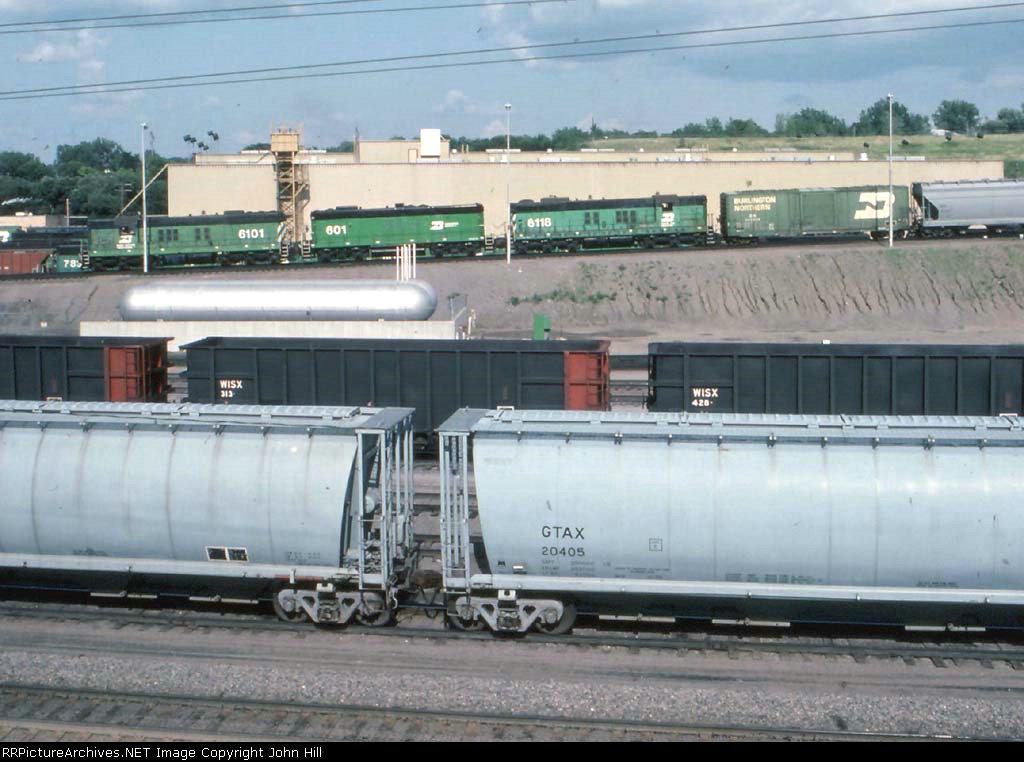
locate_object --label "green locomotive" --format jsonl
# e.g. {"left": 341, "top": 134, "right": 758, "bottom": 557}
{"left": 86, "top": 212, "right": 286, "bottom": 270}
{"left": 309, "top": 204, "right": 486, "bottom": 261}
{"left": 510, "top": 195, "right": 709, "bottom": 255}
{"left": 720, "top": 186, "right": 912, "bottom": 242}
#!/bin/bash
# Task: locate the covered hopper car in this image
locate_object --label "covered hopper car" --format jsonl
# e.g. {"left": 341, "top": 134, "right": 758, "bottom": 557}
{"left": 914, "top": 180, "right": 1024, "bottom": 236}
{"left": 0, "top": 401, "right": 415, "bottom": 626}
{"left": 439, "top": 409, "right": 1024, "bottom": 633}
{"left": 0, "top": 250, "right": 51, "bottom": 276}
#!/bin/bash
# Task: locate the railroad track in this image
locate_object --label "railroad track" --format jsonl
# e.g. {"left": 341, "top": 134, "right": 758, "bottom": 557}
{"left": 1, "top": 235, "right": 985, "bottom": 285}
{"left": 0, "top": 684, "right": 985, "bottom": 741}
{"left": 3, "top": 601, "right": 1024, "bottom": 670}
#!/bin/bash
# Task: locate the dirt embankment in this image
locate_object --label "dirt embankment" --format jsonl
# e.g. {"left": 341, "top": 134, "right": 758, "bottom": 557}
{"left": 461, "top": 239, "right": 1024, "bottom": 351}
{"left": 2, "top": 239, "right": 1024, "bottom": 354}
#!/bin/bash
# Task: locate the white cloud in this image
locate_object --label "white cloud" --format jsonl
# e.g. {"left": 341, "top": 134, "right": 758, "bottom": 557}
{"left": 17, "top": 29, "right": 109, "bottom": 83}
{"left": 480, "top": 119, "right": 506, "bottom": 138}
{"left": 438, "top": 89, "right": 470, "bottom": 112}
{"left": 18, "top": 29, "right": 103, "bottom": 64}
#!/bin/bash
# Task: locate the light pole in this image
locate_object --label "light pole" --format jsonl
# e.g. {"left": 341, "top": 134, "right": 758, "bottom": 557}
{"left": 887, "top": 93, "right": 894, "bottom": 249}
{"left": 505, "top": 102, "right": 512, "bottom": 265}
{"left": 141, "top": 122, "right": 149, "bottom": 273}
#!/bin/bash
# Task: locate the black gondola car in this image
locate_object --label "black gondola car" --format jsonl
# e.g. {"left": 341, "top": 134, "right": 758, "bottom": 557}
{"left": 648, "top": 342, "right": 1024, "bottom": 416}
{"left": 183, "top": 337, "right": 611, "bottom": 438}
{"left": 0, "top": 335, "right": 169, "bottom": 402}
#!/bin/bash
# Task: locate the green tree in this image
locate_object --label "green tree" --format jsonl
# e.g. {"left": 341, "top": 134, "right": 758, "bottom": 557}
{"left": 671, "top": 118, "right": 725, "bottom": 138}
{"left": 982, "top": 107, "right": 1024, "bottom": 134}
{"left": 853, "top": 99, "right": 930, "bottom": 135}
{"left": 723, "top": 118, "right": 769, "bottom": 137}
{"left": 932, "top": 100, "right": 980, "bottom": 133}
{"left": 0, "top": 151, "right": 49, "bottom": 181}
{"left": 775, "top": 108, "right": 848, "bottom": 137}
{"left": 0, "top": 175, "right": 36, "bottom": 208}
{"left": 550, "top": 127, "right": 589, "bottom": 151}
{"left": 55, "top": 138, "right": 138, "bottom": 176}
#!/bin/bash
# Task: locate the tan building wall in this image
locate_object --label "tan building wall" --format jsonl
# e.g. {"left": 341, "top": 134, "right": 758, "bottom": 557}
{"left": 169, "top": 164, "right": 278, "bottom": 216}
{"left": 194, "top": 150, "right": 354, "bottom": 166}
{"left": 171, "top": 157, "right": 1005, "bottom": 236}
{"left": 357, "top": 138, "right": 451, "bottom": 163}
{"left": 450, "top": 149, "right": 857, "bottom": 163}
{"left": 0, "top": 214, "right": 68, "bottom": 229}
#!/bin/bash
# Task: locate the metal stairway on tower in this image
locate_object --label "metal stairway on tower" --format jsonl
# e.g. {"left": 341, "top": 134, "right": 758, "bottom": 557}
{"left": 271, "top": 129, "right": 309, "bottom": 263}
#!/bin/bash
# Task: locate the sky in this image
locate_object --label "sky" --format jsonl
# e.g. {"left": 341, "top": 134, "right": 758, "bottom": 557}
{"left": 0, "top": 0, "right": 1022, "bottom": 159}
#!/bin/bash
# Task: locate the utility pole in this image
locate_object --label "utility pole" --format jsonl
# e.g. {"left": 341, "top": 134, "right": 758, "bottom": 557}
{"left": 505, "top": 102, "right": 512, "bottom": 265}
{"left": 141, "top": 122, "right": 149, "bottom": 273}
{"left": 887, "top": 94, "right": 894, "bottom": 249}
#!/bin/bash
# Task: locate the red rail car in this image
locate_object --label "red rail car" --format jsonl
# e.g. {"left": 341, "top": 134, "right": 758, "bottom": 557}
{"left": 0, "top": 336, "right": 169, "bottom": 403}
{"left": 0, "top": 250, "right": 50, "bottom": 276}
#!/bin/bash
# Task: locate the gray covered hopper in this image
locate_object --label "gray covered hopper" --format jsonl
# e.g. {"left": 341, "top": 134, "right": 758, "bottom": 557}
{"left": 119, "top": 279, "right": 438, "bottom": 322}
{"left": 439, "top": 409, "right": 1024, "bottom": 630}
{"left": 0, "top": 400, "right": 416, "bottom": 622}
{"left": 915, "top": 179, "right": 1024, "bottom": 229}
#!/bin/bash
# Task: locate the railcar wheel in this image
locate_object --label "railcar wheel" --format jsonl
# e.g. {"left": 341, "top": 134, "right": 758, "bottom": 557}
{"left": 534, "top": 602, "right": 577, "bottom": 635}
{"left": 355, "top": 609, "right": 396, "bottom": 627}
{"left": 272, "top": 590, "right": 306, "bottom": 623}
{"left": 447, "top": 612, "right": 485, "bottom": 631}
{"left": 354, "top": 593, "right": 394, "bottom": 627}
{"left": 355, "top": 595, "right": 394, "bottom": 627}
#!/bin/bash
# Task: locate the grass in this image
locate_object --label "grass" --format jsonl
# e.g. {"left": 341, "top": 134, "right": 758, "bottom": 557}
{"left": 586, "top": 134, "right": 1024, "bottom": 165}
{"left": 509, "top": 288, "right": 617, "bottom": 306}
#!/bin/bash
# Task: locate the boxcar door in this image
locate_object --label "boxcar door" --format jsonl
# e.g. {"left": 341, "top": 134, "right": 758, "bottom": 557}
{"left": 799, "top": 191, "right": 838, "bottom": 235}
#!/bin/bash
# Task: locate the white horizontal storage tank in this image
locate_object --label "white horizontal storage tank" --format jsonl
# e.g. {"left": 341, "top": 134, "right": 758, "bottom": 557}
{"left": 119, "top": 279, "right": 438, "bottom": 322}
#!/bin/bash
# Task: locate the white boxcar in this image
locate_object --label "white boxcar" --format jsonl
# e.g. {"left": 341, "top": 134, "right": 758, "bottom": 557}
{"left": 439, "top": 409, "right": 1024, "bottom": 633}
{"left": 0, "top": 400, "right": 415, "bottom": 625}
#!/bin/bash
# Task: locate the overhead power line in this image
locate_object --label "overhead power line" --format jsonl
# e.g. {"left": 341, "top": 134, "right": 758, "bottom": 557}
{"left": 2, "top": 14, "right": 1020, "bottom": 101}
{"left": 1, "top": 0, "right": 389, "bottom": 28}
{"left": 4, "top": 4, "right": 1019, "bottom": 98}
{"left": 3, "top": 0, "right": 1022, "bottom": 34}
{"left": 0, "top": 0, "right": 580, "bottom": 35}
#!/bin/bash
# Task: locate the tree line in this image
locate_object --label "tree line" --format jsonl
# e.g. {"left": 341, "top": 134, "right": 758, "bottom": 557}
{"left": 0, "top": 139, "right": 174, "bottom": 220}
{"left": 451, "top": 98, "right": 1024, "bottom": 151}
